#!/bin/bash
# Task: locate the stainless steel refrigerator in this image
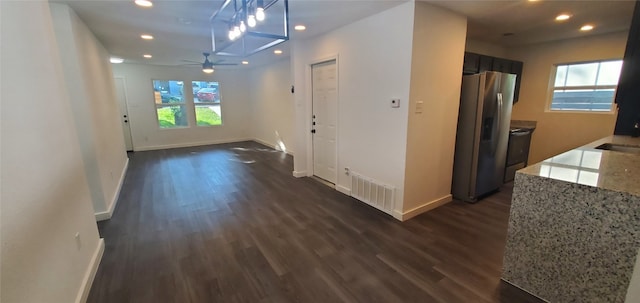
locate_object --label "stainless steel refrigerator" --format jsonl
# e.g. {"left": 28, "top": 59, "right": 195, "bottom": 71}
{"left": 452, "top": 71, "right": 516, "bottom": 203}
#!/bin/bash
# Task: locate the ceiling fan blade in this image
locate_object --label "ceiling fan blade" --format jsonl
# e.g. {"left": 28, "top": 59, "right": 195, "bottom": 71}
{"left": 179, "top": 63, "right": 201, "bottom": 66}
{"left": 181, "top": 59, "right": 202, "bottom": 63}
{"left": 212, "top": 63, "right": 238, "bottom": 66}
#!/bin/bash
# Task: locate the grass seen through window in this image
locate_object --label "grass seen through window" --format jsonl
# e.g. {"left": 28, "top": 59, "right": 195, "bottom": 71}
{"left": 157, "top": 106, "right": 221, "bottom": 128}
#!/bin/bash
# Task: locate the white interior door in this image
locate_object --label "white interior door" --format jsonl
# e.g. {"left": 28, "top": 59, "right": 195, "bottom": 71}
{"left": 114, "top": 78, "right": 133, "bottom": 151}
{"left": 312, "top": 60, "right": 337, "bottom": 184}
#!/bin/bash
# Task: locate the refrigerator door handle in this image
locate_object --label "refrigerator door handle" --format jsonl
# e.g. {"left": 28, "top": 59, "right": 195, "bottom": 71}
{"left": 497, "top": 93, "right": 503, "bottom": 133}
{"left": 495, "top": 93, "right": 503, "bottom": 154}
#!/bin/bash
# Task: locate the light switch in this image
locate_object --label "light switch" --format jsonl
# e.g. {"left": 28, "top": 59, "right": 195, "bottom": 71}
{"left": 415, "top": 101, "right": 424, "bottom": 113}
{"left": 391, "top": 99, "right": 400, "bottom": 108}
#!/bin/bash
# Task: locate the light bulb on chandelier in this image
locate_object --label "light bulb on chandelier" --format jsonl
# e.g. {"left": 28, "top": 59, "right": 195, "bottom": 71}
{"left": 256, "top": 7, "right": 265, "bottom": 21}
{"left": 240, "top": 20, "right": 246, "bottom": 32}
{"left": 247, "top": 14, "right": 257, "bottom": 27}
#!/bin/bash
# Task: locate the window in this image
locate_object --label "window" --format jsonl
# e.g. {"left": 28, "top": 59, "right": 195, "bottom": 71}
{"left": 192, "top": 81, "right": 222, "bottom": 126}
{"left": 550, "top": 60, "right": 622, "bottom": 112}
{"left": 153, "top": 80, "right": 188, "bottom": 128}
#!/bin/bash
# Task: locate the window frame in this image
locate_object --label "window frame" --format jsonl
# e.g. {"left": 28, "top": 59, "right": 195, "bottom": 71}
{"left": 192, "top": 81, "right": 223, "bottom": 127}
{"left": 152, "top": 79, "right": 190, "bottom": 129}
{"left": 546, "top": 59, "right": 622, "bottom": 114}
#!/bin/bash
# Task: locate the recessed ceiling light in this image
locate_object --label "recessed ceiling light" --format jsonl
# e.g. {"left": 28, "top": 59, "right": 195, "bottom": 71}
{"left": 140, "top": 34, "right": 154, "bottom": 40}
{"left": 242, "top": 61, "right": 249, "bottom": 65}
{"left": 133, "top": 0, "right": 153, "bottom": 7}
{"left": 294, "top": 25, "right": 306, "bottom": 31}
{"left": 580, "top": 24, "right": 594, "bottom": 31}
{"left": 555, "top": 14, "right": 572, "bottom": 21}
{"left": 274, "top": 50, "right": 283, "bottom": 54}
{"left": 143, "top": 54, "right": 152, "bottom": 58}
{"left": 110, "top": 57, "right": 124, "bottom": 64}
{"left": 134, "top": 0, "right": 153, "bottom": 7}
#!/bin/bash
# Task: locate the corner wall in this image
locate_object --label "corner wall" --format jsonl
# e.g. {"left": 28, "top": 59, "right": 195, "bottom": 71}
{"left": 111, "top": 64, "right": 252, "bottom": 151}
{"left": 290, "top": 2, "right": 415, "bottom": 213}
{"left": 1, "top": 2, "right": 102, "bottom": 302}
{"left": 401, "top": 2, "right": 467, "bottom": 219}
{"left": 50, "top": 3, "right": 129, "bottom": 218}
{"left": 248, "top": 58, "right": 295, "bottom": 153}
{"left": 509, "top": 32, "right": 627, "bottom": 163}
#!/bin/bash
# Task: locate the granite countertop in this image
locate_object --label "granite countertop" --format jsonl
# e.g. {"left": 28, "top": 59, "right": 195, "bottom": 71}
{"left": 518, "top": 135, "right": 640, "bottom": 196}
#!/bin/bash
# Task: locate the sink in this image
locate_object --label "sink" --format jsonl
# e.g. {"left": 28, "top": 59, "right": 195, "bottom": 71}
{"left": 595, "top": 143, "right": 640, "bottom": 154}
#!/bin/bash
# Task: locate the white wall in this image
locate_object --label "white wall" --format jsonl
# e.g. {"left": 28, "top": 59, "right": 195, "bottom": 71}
{"left": 249, "top": 58, "right": 295, "bottom": 153}
{"left": 1, "top": 2, "right": 102, "bottom": 302}
{"left": 51, "top": 4, "right": 129, "bottom": 217}
{"left": 290, "top": 2, "right": 415, "bottom": 212}
{"left": 402, "top": 3, "right": 467, "bottom": 218}
{"left": 509, "top": 32, "right": 626, "bottom": 163}
{"left": 111, "top": 64, "right": 252, "bottom": 150}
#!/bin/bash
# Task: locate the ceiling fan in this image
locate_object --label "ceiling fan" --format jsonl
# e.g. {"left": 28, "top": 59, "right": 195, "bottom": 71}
{"left": 182, "top": 52, "right": 237, "bottom": 73}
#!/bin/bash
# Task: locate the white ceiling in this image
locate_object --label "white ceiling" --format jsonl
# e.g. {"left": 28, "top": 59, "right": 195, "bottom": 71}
{"left": 429, "top": 0, "right": 635, "bottom": 47}
{"left": 56, "top": 0, "right": 635, "bottom": 68}
{"left": 57, "top": 0, "right": 407, "bottom": 67}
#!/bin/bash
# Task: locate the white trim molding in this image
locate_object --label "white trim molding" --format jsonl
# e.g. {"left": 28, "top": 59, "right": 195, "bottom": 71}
{"left": 75, "top": 238, "right": 105, "bottom": 303}
{"left": 252, "top": 138, "right": 294, "bottom": 156}
{"left": 95, "top": 158, "right": 129, "bottom": 221}
{"left": 335, "top": 184, "right": 351, "bottom": 196}
{"left": 292, "top": 171, "right": 307, "bottom": 178}
{"left": 134, "top": 138, "right": 252, "bottom": 151}
{"left": 393, "top": 194, "right": 452, "bottom": 221}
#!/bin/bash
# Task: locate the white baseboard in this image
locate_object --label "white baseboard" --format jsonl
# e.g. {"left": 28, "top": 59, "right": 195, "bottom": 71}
{"left": 292, "top": 171, "right": 307, "bottom": 178}
{"left": 393, "top": 194, "right": 452, "bottom": 221}
{"left": 75, "top": 238, "right": 105, "bottom": 303}
{"left": 251, "top": 138, "right": 294, "bottom": 156}
{"left": 134, "top": 138, "right": 252, "bottom": 151}
{"left": 95, "top": 158, "right": 129, "bottom": 221}
{"left": 336, "top": 184, "right": 351, "bottom": 196}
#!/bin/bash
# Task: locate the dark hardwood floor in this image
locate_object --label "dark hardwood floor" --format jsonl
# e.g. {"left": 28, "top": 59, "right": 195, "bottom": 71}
{"left": 88, "top": 141, "right": 542, "bottom": 303}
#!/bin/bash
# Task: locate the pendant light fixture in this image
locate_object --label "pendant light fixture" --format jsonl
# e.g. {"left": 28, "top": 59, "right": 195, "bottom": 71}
{"left": 211, "top": 0, "right": 289, "bottom": 57}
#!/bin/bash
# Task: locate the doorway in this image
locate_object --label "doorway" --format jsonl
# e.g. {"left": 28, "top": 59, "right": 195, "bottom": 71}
{"left": 114, "top": 77, "right": 133, "bottom": 151}
{"left": 311, "top": 60, "right": 338, "bottom": 184}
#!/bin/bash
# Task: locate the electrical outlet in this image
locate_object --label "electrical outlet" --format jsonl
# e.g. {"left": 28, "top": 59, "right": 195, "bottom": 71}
{"left": 416, "top": 100, "right": 424, "bottom": 113}
{"left": 391, "top": 99, "right": 400, "bottom": 108}
{"left": 344, "top": 167, "right": 350, "bottom": 175}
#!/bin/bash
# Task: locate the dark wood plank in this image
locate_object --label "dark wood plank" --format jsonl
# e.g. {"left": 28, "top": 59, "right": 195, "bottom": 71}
{"left": 88, "top": 141, "right": 544, "bottom": 303}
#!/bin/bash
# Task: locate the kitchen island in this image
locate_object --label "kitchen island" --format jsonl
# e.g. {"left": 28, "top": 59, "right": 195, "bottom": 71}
{"left": 502, "top": 136, "right": 640, "bottom": 303}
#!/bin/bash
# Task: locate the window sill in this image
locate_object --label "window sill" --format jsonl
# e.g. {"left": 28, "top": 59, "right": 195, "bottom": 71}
{"left": 544, "top": 109, "right": 616, "bottom": 115}
{"left": 158, "top": 126, "right": 190, "bottom": 130}
{"left": 196, "top": 124, "right": 223, "bottom": 128}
